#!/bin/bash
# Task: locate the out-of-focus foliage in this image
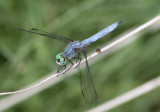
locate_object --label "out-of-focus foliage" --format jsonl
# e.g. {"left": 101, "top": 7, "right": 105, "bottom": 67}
{"left": 0, "top": 0, "right": 160, "bottom": 112}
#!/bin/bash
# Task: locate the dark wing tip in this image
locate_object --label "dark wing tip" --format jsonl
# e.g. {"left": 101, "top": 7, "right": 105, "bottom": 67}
{"left": 15, "top": 27, "right": 23, "bottom": 30}
{"left": 30, "top": 28, "right": 38, "bottom": 30}
{"left": 15, "top": 27, "right": 28, "bottom": 32}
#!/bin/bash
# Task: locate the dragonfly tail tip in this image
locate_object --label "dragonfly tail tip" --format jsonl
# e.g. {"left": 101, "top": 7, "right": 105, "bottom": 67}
{"left": 118, "top": 20, "right": 122, "bottom": 24}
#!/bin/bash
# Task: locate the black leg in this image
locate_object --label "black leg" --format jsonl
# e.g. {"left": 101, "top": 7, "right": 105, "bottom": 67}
{"left": 57, "top": 66, "right": 63, "bottom": 73}
{"left": 73, "top": 52, "right": 82, "bottom": 69}
{"left": 59, "top": 65, "right": 66, "bottom": 74}
{"left": 57, "top": 66, "right": 66, "bottom": 76}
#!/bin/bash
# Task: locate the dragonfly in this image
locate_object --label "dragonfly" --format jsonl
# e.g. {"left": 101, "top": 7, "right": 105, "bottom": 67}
{"left": 17, "top": 21, "right": 121, "bottom": 104}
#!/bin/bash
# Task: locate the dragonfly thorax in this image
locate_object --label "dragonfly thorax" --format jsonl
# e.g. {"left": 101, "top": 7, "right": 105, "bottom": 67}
{"left": 63, "top": 41, "right": 83, "bottom": 59}
{"left": 56, "top": 53, "right": 68, "bottom": 66}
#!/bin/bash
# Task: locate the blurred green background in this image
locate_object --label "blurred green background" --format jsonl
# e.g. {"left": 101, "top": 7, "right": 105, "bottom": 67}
{"left": 0, "top": 0, "right": 160, "bottom": 112}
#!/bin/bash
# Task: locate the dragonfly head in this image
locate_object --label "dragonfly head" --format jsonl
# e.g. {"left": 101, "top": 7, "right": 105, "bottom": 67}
{"left": 56, "top": 53, "right": 68, "bottom": 66}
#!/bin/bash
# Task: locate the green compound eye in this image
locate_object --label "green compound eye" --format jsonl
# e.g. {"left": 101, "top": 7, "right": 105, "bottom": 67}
{"left": 56, "top": 53, "right": 68, "bottom": 66}
{"left": 56, "top": 53, "right": 62, "bottom": 60}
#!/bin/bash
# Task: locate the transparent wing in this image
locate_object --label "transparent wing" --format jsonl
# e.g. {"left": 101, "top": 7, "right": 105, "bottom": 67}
{"left": 16, "top": 28, "right": 74, "bottom": 43}
{"left": 79, "top": 48, "right": 98, "bottom": 104}
{"left": 78, "top": 64, "right": 90, "bottom": 103}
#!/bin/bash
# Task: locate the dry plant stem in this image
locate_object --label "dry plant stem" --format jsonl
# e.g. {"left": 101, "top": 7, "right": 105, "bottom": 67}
{"left": 0, "top": 14, "right": 160, "bottom": 96}
{"left": 88, "top": 76, "right": 160, "bottom": 112}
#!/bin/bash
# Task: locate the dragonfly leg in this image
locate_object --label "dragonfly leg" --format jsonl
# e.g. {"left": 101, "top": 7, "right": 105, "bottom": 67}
{"left": 57, "top": 66, "right": 63, "bottom": 73}
{"left": 62, "top": 60, "right": 73, "bottom": 74}
{"left": 57, "top": 65, "right": 66, "bottom": 76}
{"left": 73, "top": 52, "right": 81, "bottom": 69}
{"left": 74, "top": 57, "right": 81, "bottom": 69}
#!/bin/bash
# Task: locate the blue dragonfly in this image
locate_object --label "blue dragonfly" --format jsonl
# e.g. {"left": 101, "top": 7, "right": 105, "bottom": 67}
{"left": 17, "top": 21, "right": 121, "bottom": 104}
